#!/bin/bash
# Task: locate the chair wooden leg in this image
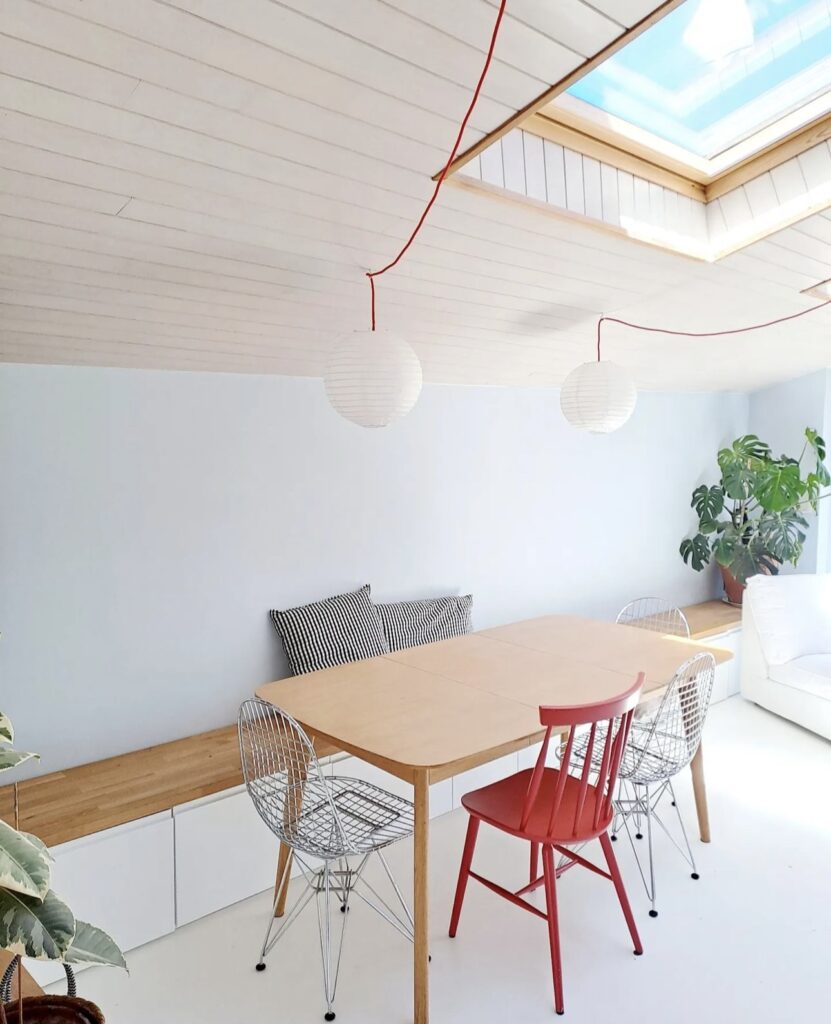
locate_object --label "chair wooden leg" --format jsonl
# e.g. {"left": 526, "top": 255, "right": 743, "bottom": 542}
{"left": 273, "top": 842, "right": 293, "bottom": 918}
{"left": 449, "top": 816, "right": 480, "bottom": 938}
{"left": 542, "top": 844, "right": 565, "bottom": 1016}
{"left": 690, "top": 743, "right": 711, "bottom": 843}
{"left": 599, "top": 832, "right": 643, "bottom": 955}
{"left": 530, "top": 841, "right": 539, "bottom": 884}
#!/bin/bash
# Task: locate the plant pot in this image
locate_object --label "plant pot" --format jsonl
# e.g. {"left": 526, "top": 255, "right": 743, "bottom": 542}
{"left": 0, "top": 997, "right": 104, "bottom": 1024}
{"left": 720, "top": 565, "right": 745, "bottom": 606}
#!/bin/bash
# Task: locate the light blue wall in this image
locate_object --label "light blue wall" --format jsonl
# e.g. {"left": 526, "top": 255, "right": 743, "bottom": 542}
{"left": 748, "top": 369, "right": 831, "bottom": 574}
{"left": 1, "top": 365, "right": 748, "bottom": 772}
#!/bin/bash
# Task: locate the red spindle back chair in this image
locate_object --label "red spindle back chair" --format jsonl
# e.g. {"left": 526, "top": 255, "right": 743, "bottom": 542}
{"left": 449, "top": 674, "right": 644, "bottom": 1016}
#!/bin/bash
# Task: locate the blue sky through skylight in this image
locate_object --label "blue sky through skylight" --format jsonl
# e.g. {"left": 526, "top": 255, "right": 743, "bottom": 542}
{"left": 567, "top": 0, "right": 831, "bottom": 159}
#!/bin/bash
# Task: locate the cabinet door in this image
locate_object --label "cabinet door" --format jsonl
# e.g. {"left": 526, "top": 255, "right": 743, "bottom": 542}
{"left": 173, "top": 787, "right": 281, "bottom": 927}
{"left": 706, "top": 629, "right": 741, "bottom": 703}
{"left": 27, "top": 812, "right": 175, "bottom": 988}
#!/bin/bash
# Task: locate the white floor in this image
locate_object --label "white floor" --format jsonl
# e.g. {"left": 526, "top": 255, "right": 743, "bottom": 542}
{"left": 75, "top": 698, "right": 830, "bottom": 1023}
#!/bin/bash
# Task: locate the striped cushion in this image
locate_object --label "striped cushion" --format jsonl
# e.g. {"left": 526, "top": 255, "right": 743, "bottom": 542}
{"left": 270, "top": 584, "right": 389, "bottom": 676}
{"left": 377, "top": 594, "right": 473, "bottom": 653}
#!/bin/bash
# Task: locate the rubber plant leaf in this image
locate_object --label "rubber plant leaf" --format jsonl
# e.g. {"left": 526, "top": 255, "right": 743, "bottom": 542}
{"left": 64, "top": 920, "right": 127, "bottom": 969}
{"left": 0, "top": 820, "right": 51, "bottom": 900}
{"left": 0, "top": 888, "right": 75, "bottom": 960}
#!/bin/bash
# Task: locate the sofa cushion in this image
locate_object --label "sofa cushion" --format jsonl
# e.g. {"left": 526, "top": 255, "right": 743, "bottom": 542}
{"left": 769, "top": 654, "right": 831, "bottom": 702}
{"left": 377, "top": 594, "right": 473, "bottom": 653}
{"left": 745, "top": 574, "right": 831, "bottom": 665}
{"left": 270, "top": 584, "right": 389, "bottom": 676}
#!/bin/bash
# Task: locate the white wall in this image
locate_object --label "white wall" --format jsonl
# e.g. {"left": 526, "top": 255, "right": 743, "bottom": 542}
{"left": 748, "top": 369, "right": 831, "bottom": 574}
{"left": 0, "top": 365, "right": 747, "bottom": 772}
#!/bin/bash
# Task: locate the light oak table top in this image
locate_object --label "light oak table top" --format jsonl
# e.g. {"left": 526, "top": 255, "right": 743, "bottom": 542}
{"left": 256, "top": 614, "right": 731, "bottom": 781}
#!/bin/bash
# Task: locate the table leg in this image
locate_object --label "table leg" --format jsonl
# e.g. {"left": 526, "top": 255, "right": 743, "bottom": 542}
{"left": 413, "top": 770, "right": 430, "bottom": 1024}
{"left": 273, "top": 842, "right": 293, "bottom": 917}
{"left": 690, "top": 742, "right": 711, "bottom": 843}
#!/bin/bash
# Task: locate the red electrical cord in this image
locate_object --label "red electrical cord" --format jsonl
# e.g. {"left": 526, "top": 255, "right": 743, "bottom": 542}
{"left": 596, "top": 299, "right": 831, "bottom": 362}
{"left": 366, "top": 0, "right": 508, "bottom": 330}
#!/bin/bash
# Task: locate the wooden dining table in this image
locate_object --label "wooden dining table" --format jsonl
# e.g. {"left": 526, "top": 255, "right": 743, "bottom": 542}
{"left": 256, "top": 614, "right": 732, "bottom": 1024}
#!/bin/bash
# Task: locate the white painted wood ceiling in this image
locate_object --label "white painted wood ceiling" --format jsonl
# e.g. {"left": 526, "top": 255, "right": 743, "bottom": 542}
{"left": 2, "top": 0, "right": 831, "bottom": 392}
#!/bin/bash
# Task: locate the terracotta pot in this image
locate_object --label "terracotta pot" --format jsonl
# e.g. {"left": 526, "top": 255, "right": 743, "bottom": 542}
{"left": 0, "top": 996, "right": 104, "bottom": 1023}
{"left": 720, "top": 565, "right": 745, "bottom": 606}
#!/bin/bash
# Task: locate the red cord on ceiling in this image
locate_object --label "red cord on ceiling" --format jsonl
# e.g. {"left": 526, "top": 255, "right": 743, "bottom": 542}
{"left": 595, "top": 299, "right": 831, "bottom": 362}
{"left": 364, "top": 0, "right": 829, "bottom": 356}
{"left": 366, "top": 0, "right": 508, "bottom": 330}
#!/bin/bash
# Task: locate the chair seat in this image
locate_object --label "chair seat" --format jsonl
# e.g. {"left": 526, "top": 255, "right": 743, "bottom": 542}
{"left": 250, "top": 775, "right": 413, "bottom": 858}
{"left": 461, "top": 767, "right": 612, "bottom": 843}
{"left": 569, "top": 721, "right": 692, "bottom": 786}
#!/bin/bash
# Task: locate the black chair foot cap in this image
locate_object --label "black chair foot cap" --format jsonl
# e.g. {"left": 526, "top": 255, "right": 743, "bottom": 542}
{"left": 255, "top": 963, "right": 266, "bottom": 972}
{"left": 429, "top": 955, "right": 432, "bottom": 962}
{"left": 634, "top": 949, "right": 643, "bottom": 956}
{"left": 691, "top": 872, "right": 700, "bottom": 880}
{"left": 556, "top": 1011, "right": 565, "bottom": 1016}
{"left": 648, "top": 909, "right": 658, "bottom": 918}
{"left": 325, "top": 1013, "right": 336, "bottom": 1022}
{"left": 340, "top": 904, "right": 348, "bottom": 913}
{"left": 610, "top": 834, "right": 617, "bottom": 842}
{"left": 635, "top": 833, "right": 643, "bottom": 840}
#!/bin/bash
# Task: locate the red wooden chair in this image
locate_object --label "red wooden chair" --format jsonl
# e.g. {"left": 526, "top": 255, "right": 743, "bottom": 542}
{"left": 448, "top": 674, "right": 645, "bottom": 1015}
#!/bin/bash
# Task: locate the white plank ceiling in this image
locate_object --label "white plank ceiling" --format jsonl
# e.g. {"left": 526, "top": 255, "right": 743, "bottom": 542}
{"left": 1, "top": 0, "right": 831, "bottom": 391}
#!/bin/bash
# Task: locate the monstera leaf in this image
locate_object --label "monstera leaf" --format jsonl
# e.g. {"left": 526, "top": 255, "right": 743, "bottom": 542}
{"left": 0, "top": 714, "right": 13, "bottom": 744}
{"left": 713, "top": 523, "right": 742, "bottom": 567}
{"left": 64, "top": 920, "right": 127, "bottom": 969}
{"left": 0, "top": 888, "right": 75, "bottom": 960}
{"left": 757, "top": 510, "right": 808, "bottom": 564}
{"left": 680, "top": 533, "right": 711, "bottom": 571}
{"left": 718, "top": 435, "right": 770, "bottom": 500}
{"left": 728, "top": 537, "right": 779, "bottom": 584}
{"left": 805, "top": 427, "right": 827, "bottom": 462}
{"left": 691, "top": 484, "right": 724, "bottom": 530}
{"left": 754, "top": 461, "right": 805, "bottom": 513}
{"left": 0, "top": 820, "right": 51, "bottom": 900}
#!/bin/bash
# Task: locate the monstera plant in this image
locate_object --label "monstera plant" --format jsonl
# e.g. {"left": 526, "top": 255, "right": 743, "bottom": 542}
{"left": 0, "top": 712, "right": 125, "bottom": 1023}
{"left": 680, "top": 429, "right": 830, "bottom": 603}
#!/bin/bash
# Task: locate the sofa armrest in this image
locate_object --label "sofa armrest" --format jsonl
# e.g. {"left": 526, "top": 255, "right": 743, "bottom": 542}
{"left": 740, "top": 597, "right": 770, "bottom": 700}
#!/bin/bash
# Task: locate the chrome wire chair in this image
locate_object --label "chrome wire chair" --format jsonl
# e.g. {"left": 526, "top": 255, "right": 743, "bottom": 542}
{"left": 616, "top": 597, "right": 690, "bottom": 638}
{"left": 239, "top": 698, "right": 415, "bottom": 1022}
{"left": 616, "top": 598, "right": 690, "bottom": 721}
{"left": 613, "top": 651, "right": 716, "bottom": 917}
{"left": 563, "top": 619, "right": 715, "bottom": 917}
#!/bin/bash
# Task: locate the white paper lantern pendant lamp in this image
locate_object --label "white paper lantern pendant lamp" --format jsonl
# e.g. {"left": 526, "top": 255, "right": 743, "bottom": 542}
{"left": 323, "top": 2, "right": 508, "bottom": 428}
{"left": 324, "top": 329, "right": 423, "bottom": 428}
{"left": 560, "top": 359, "right": 637, "bottom": 434}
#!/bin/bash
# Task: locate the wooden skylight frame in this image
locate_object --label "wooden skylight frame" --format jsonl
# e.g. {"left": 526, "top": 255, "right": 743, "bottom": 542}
{"left": 444, "top": 0, "right": 831, "bottom": 205}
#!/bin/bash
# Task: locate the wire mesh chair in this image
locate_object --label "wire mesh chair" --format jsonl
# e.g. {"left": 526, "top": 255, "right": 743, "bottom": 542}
{"left": 239, "top": 698, "right": 415, "bottom": 1022}
{"left": 613, "top": 651, "right": 715, "bottom": 917}
{"left": 615, "top": 597, "right": 691, "bottom": 638}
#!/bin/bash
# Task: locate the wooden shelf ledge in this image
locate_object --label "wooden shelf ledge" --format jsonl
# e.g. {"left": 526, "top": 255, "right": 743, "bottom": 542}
{"left": 0, "top": 724, "right": 338, "bottom": 849}
{"left": 681, "top": 599, "right": 742, "bottom": 640}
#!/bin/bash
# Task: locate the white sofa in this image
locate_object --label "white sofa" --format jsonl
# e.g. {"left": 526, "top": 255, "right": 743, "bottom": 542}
{"left": 741, "top": 573, "right": 831, "bottom": 740}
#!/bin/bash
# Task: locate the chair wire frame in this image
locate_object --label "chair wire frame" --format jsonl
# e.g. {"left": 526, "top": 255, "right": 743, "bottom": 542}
{"left": 615, "top": 597, "right": 691, "bottom": 638}
{"left": 613, "top": 651, "right": 716, "bottom": 917}
{"left": 238, "top": 699, "right": 415, "bottom": 1020}
{"left": 564, "top": 649, "right": 716, "bottom": 917}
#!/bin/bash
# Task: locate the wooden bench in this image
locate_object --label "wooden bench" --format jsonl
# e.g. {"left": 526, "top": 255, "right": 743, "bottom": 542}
{"left": 0, "top": 724, "right": 337, "bottom": 848}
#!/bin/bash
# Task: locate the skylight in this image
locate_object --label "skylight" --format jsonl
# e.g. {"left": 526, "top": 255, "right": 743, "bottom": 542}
{"left": 562, "top": 0, "right": 831, "bottom": 166}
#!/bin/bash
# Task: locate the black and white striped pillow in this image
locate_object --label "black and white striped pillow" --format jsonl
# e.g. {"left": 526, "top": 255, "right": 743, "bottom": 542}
{"left": 376, "top": 594, "right": 473, "bottom": 653}
{"left": 270, "top": 584, "right": 389, "bottom": 676}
